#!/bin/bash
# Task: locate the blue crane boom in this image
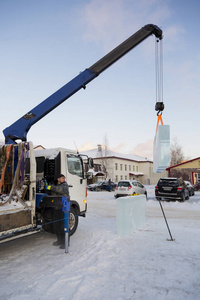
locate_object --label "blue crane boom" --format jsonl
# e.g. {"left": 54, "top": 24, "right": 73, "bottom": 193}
{"left": 3, "top": 24, "right": 163, "bottom": 144}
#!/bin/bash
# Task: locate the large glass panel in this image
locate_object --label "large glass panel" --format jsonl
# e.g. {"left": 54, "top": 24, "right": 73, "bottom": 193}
{"left": 153, "top": 125, "right": 170, "bottom": 173}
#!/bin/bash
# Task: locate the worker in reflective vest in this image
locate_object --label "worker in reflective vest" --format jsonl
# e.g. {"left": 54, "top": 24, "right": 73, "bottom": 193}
{"left": 46, "top": 174, "right": 69, "bottom": 249}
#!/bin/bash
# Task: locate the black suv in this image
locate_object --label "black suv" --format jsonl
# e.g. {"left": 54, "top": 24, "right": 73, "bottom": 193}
{"left": 155, "top": 177, "right": 189, "bottom": 201}
{"left": 99, "top": 181, "right": 116, "bottom": 191}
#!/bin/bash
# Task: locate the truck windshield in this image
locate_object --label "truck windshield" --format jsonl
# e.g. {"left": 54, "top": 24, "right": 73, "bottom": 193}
{"left": 67, "top": 155, "right": 84, "bottom": 178}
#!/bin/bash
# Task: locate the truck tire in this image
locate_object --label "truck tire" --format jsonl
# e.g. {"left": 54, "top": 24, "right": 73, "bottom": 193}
{"left": 42, "top": 207, "right": 78, "bottom": 236}
{"left": 69, "top": 207, "right": 79, "bottom": 236}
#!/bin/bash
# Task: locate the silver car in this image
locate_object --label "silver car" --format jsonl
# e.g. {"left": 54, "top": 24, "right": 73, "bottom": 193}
{"left": 114, "top": 180, "right": 147, "bottom": 198}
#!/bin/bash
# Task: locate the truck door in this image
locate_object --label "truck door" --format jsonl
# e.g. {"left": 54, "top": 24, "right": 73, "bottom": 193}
{"left": 66, "top": 154, "right": 86, "bottom": 212}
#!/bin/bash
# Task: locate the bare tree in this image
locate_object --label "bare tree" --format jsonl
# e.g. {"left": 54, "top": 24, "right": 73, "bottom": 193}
{"left": 97, "top": 135, "right": 111, "bottom": 179}
{"left": 170, "top": 137, "right": 185, "bottom": 166}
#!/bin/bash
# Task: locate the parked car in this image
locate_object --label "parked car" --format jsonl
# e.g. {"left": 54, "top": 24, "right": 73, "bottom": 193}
{"left": 194, "top": 182, "right": 200, "bottom": 191}
{"left": 87, "top": 181, "right": 104, "bottom": 191}
{"left": 114, "top": 180, "right": 147, "bottom": 198}
{"left": 185, "top": 181, "right": 195, "bottom": 196}
{"left": 155, "top": 177, "right": 189, "bottom": 201}
{"left": 87, "top": 181, "right": 116, "bottom": 191}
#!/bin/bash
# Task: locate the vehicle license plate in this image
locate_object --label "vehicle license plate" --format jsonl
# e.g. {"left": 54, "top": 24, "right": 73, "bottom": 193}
{"left": 163, "top": 187, "right": 172, "bottom": 191}
{"left": 119, "top": 188, "right": 126, "bottom": 191}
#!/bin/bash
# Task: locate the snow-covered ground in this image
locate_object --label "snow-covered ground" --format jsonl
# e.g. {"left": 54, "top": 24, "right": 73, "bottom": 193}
{"left": 1, "top": 186, "right": 200, "bottom": 300}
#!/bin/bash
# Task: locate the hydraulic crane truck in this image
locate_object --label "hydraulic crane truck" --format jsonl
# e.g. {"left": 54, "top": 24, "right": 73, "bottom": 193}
{"left": 0, "top": 24, "right": 163, "bottom": 241}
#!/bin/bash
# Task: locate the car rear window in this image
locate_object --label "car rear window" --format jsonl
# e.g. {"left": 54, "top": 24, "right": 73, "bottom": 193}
{"left": 158, "top": 179, "right": 178, "bottom": 187}
{"left": 118, "top": 181, "right": 130, "bottom": 187}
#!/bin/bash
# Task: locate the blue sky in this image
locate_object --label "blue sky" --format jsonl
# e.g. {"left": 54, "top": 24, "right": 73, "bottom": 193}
{"left": 0, "top": 0, "right": 200, "bottom": 159}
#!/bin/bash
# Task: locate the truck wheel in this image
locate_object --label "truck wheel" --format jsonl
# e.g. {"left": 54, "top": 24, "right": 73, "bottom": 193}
{"left": 69, "top": 207, "right": 78, "bottom": 236}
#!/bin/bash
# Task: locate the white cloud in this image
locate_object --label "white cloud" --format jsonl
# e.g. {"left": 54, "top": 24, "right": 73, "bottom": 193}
{"left": 132, "top": 139, "right": 154, "bottom": 159}
{"left": 78, "top": 141, "right": 97, "bottom": 152}
{"left": 81, "top": 0, "right": 172, "bottom": 51}
{"left": 165, "top": 24, "right": 185, "bottom": 39}
{"left": 110, "top": 143, "right": 127, "bottom": 153}
{"left": 83, "top": 0, "right": 131, "bottom": 50}
{"left": 164, "top": 24, "right": 185, "bottom": 53}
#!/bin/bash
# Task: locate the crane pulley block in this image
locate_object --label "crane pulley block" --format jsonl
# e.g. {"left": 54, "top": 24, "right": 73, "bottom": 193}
{"left": 155, "top": 102, "right": 164, "bottom": 114}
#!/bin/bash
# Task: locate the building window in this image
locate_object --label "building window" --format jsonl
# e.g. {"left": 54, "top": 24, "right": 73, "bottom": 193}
{"left": 133, "top": 166, "right": 135, "bottom": 171}
{"left": 115, "top": 175, "right": 118, "bottom": 183}
{"left": 125, "top": 176, "right": 127, "bottom": 180}
{"left": 115, "top": 163, "right": 118, "bottom": 171}
{"left": 136, "top": 166, "right": 138, "bottom": 172}
{"left": 125, "top": 164, "right": 127, "bottom": 171}
{"left": 120, "top": 164, "right": 123, "bottom": 171}
{"left": 120, "top": 175, "right": 123, "bottom": 180}
{"left": 129, "top": 165, "right": 131, "bottom": 171}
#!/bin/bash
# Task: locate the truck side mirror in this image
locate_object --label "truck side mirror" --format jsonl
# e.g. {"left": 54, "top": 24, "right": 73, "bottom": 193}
{"left": 88, "top": 158, "right": 94, "bottom": 168}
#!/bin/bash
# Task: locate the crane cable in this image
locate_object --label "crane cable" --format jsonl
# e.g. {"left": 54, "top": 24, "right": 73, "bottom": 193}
{"left": 155, "top": 37, "right": 163, "bottom": 106}
{"left": 155, "top": 37, "right": 164, "bottom": 132}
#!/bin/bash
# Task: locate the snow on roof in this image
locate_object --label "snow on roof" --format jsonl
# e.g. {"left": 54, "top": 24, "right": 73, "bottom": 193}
{"left": 129, "top": 172, "right": 144, "bottom": 176}
{"left": 34, "top": 147, "right": 77, "bottom": 158}
{"left": 88, "top": 168, "right": 105, "bottom": 176}
{"left": 81, "top": 148, "right": 152, "bottom": 162}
